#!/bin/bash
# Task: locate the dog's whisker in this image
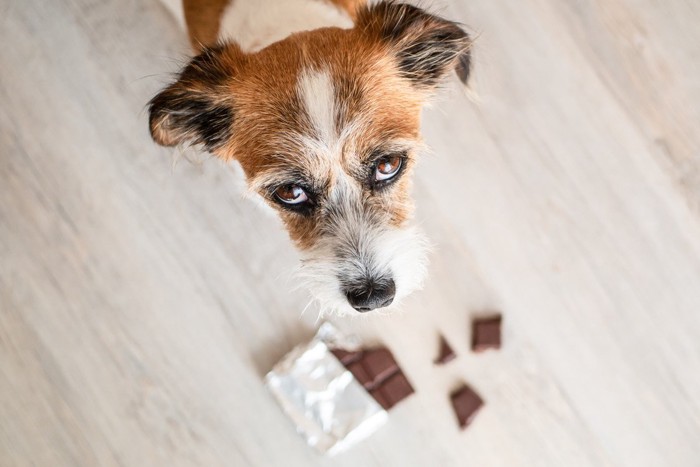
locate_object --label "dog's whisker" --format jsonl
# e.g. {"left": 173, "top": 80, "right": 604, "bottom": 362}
{"left": 299, "top": 299, "right": 314, "bottom": 319}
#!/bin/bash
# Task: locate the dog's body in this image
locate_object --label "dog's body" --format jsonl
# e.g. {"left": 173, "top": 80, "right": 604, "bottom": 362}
{"left": 150, "top": 0, "right": 472, "bottom": 314}
{"left": 184, "top": 0, "right": 358, "bottom": 52}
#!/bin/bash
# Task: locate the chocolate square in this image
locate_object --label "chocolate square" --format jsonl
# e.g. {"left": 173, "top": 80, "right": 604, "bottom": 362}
{"left": 362, "top": 348, "right": 399, "bottom": 385}
{"left": 434, "top": 335, "right": 456, "bottom": 365}
{"left": 376, "top": 372, "right": 414, "bottom": 410}
{"left": 471, "top": 315, "right": 502, "bottom": 352}
{"left": 450, "top": 384, "right": 484, "bottom": 429}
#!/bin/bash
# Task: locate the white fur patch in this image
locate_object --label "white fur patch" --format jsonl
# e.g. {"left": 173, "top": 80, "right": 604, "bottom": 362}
{"left": 295, "top": 177, "right": 429, "bottom": 316}
{"left": 297, "top": 69, "right": 337, "bottom": 149}
{"left": 296, "top": 225, "right": 429, "bottom": 316}
{"left": 218, "top": 0, "right": 353, "bottom": 52}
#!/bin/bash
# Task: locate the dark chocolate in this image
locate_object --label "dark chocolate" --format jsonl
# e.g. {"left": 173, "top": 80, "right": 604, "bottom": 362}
{"left": 335, "top": 345, "right": 414, "bottom": 410}
{"left": 471, "top": 315, "right": 502, "bottom": 352}
{"left": 434, "top": 335, "right": 456, "bottom": 365}
{"left": 450, "top": 384, "right": 484, "bottom": 429}
{"left": 375, "top": 372, "right": 414, "bottom": 410}
{"left": 362, "top": 348, "right": 399, "bottom": 385}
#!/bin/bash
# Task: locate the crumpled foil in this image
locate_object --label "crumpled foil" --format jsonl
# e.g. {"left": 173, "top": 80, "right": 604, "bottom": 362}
{"left": 265, "top": 323, "right": 387, "bottom": 455}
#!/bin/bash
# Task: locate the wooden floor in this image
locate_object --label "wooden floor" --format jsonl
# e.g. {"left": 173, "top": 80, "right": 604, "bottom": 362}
{"left": 2, "top": 0, "right": 700, "bottom": 465}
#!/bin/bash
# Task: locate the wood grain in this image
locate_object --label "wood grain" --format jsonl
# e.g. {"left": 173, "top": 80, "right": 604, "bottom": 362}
{"left": 1, "top": 0, "right": 699, "bottom": 465}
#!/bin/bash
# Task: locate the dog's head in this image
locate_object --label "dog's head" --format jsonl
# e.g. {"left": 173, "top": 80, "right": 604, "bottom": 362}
{"left": 149, "top": 2, "right": 472, "bottom": 314}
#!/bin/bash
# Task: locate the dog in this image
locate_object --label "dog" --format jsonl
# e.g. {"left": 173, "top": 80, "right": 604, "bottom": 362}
{"left": 149, "top": 0, "right": 472, "bottom": 314}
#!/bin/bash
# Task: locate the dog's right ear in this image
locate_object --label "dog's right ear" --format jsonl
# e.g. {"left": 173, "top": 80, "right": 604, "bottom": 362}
{"left": 357, "top": 1, "right": 473, "bottom": 89}
{"left": 148, "top": 45, "right": 242, "bottom": 152}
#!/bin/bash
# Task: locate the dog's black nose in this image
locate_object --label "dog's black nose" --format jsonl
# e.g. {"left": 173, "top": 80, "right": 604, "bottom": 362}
{"left": 345, "top": 279, "right": 396, "bottom": 312}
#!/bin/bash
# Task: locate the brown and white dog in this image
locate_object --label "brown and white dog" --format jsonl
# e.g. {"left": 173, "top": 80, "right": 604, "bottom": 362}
{"left": 149, "top": 0, "right": 472, "bottom": 314}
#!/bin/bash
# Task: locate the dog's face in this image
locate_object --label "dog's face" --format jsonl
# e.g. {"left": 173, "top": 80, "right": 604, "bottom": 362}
{"left": 149, "top": 2, "right": 471, "bottom": 314}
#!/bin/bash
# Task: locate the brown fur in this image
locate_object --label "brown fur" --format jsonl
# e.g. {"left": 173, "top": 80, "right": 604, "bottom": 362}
{"left": 152, "top": 1, "right": 472, "bottom": 250}
{"left": 208, "top": 28, "right": 422, "bottom": 248}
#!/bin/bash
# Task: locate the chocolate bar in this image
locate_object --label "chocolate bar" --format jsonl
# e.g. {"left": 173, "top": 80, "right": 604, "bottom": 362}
{"left": 332, "top": 346, "right": 414, "bottom": 410}
{"left": 450, "top": 384, "right": 484, "bottom": 429}
{"left": 471, "top": 315, "right": 502, "bottom": 352}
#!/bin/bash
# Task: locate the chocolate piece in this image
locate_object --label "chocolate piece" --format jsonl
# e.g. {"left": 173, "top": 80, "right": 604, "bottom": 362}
{"left": 471, "top": 315, "right": 502, "bottom": 352}
{"left": 450, "top": 384, "right": 484, "bottom": 429}
{"left": 434, "top": 335, "right": 456, "bottom": 365}
{"left": 331, "top": 348, "right": 363, "bottom": 365}
{"left": 362, "top": 348, "right": 399, "bottom": 385}
{"left": 334, "top": 345, "right": 414, "bottom": 410}
{"left": 374, "top": 372, "right": 414, "bottom": 410}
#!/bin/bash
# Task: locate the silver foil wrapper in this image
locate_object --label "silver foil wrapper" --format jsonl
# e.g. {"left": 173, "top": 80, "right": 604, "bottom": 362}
{"left": 265, "top": 323, "right": 387, "bottom": 455}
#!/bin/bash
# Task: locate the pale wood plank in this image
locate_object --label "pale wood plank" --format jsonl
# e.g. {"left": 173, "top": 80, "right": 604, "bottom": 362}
{"left": 1, "top": 0, "right": 699, "bottom": 466}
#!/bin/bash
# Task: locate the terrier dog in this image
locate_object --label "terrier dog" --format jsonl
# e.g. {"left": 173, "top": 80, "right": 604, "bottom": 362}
{"left": 149, "top": 0, "right": 472, "bottom": 314}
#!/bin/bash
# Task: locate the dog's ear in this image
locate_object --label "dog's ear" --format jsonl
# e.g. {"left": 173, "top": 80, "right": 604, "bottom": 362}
{"left": 357, "top": 1, "right": 472, "bottom": 88}
{"left": 148, "top": 45, "right": 241, "bottom": 152}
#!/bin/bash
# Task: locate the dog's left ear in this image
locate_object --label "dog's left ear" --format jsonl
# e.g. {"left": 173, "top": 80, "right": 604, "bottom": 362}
{"left": 357, "top": 1, "right": 472, "bottom": 88}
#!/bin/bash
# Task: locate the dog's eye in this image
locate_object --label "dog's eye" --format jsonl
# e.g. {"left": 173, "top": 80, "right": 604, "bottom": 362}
{"left": 274, "top": 184, "right": 309, "bottom": 205}
{"left": 374, "top": 155, "right": 403, "bottom": 182}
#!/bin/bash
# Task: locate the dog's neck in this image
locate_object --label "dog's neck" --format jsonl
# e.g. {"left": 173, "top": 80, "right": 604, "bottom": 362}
{"left": 218, "top": 0, "right": 354, "bottom": 52}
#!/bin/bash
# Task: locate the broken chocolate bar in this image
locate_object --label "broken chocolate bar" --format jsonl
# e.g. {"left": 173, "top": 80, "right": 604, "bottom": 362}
{"left": 434, "top": 335, "right": 456, "bottom": 365}
{"left": 450, "top": 384, "right": 484, "bottom": 429}
{"left": 471, "top": 315, "right": 502, "bottom": 352}
{"left": 333, "top": 345, "right": 414, "bottom": 410}
{"left": 266, "top": 324, "right": 387, "bottom": 454}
